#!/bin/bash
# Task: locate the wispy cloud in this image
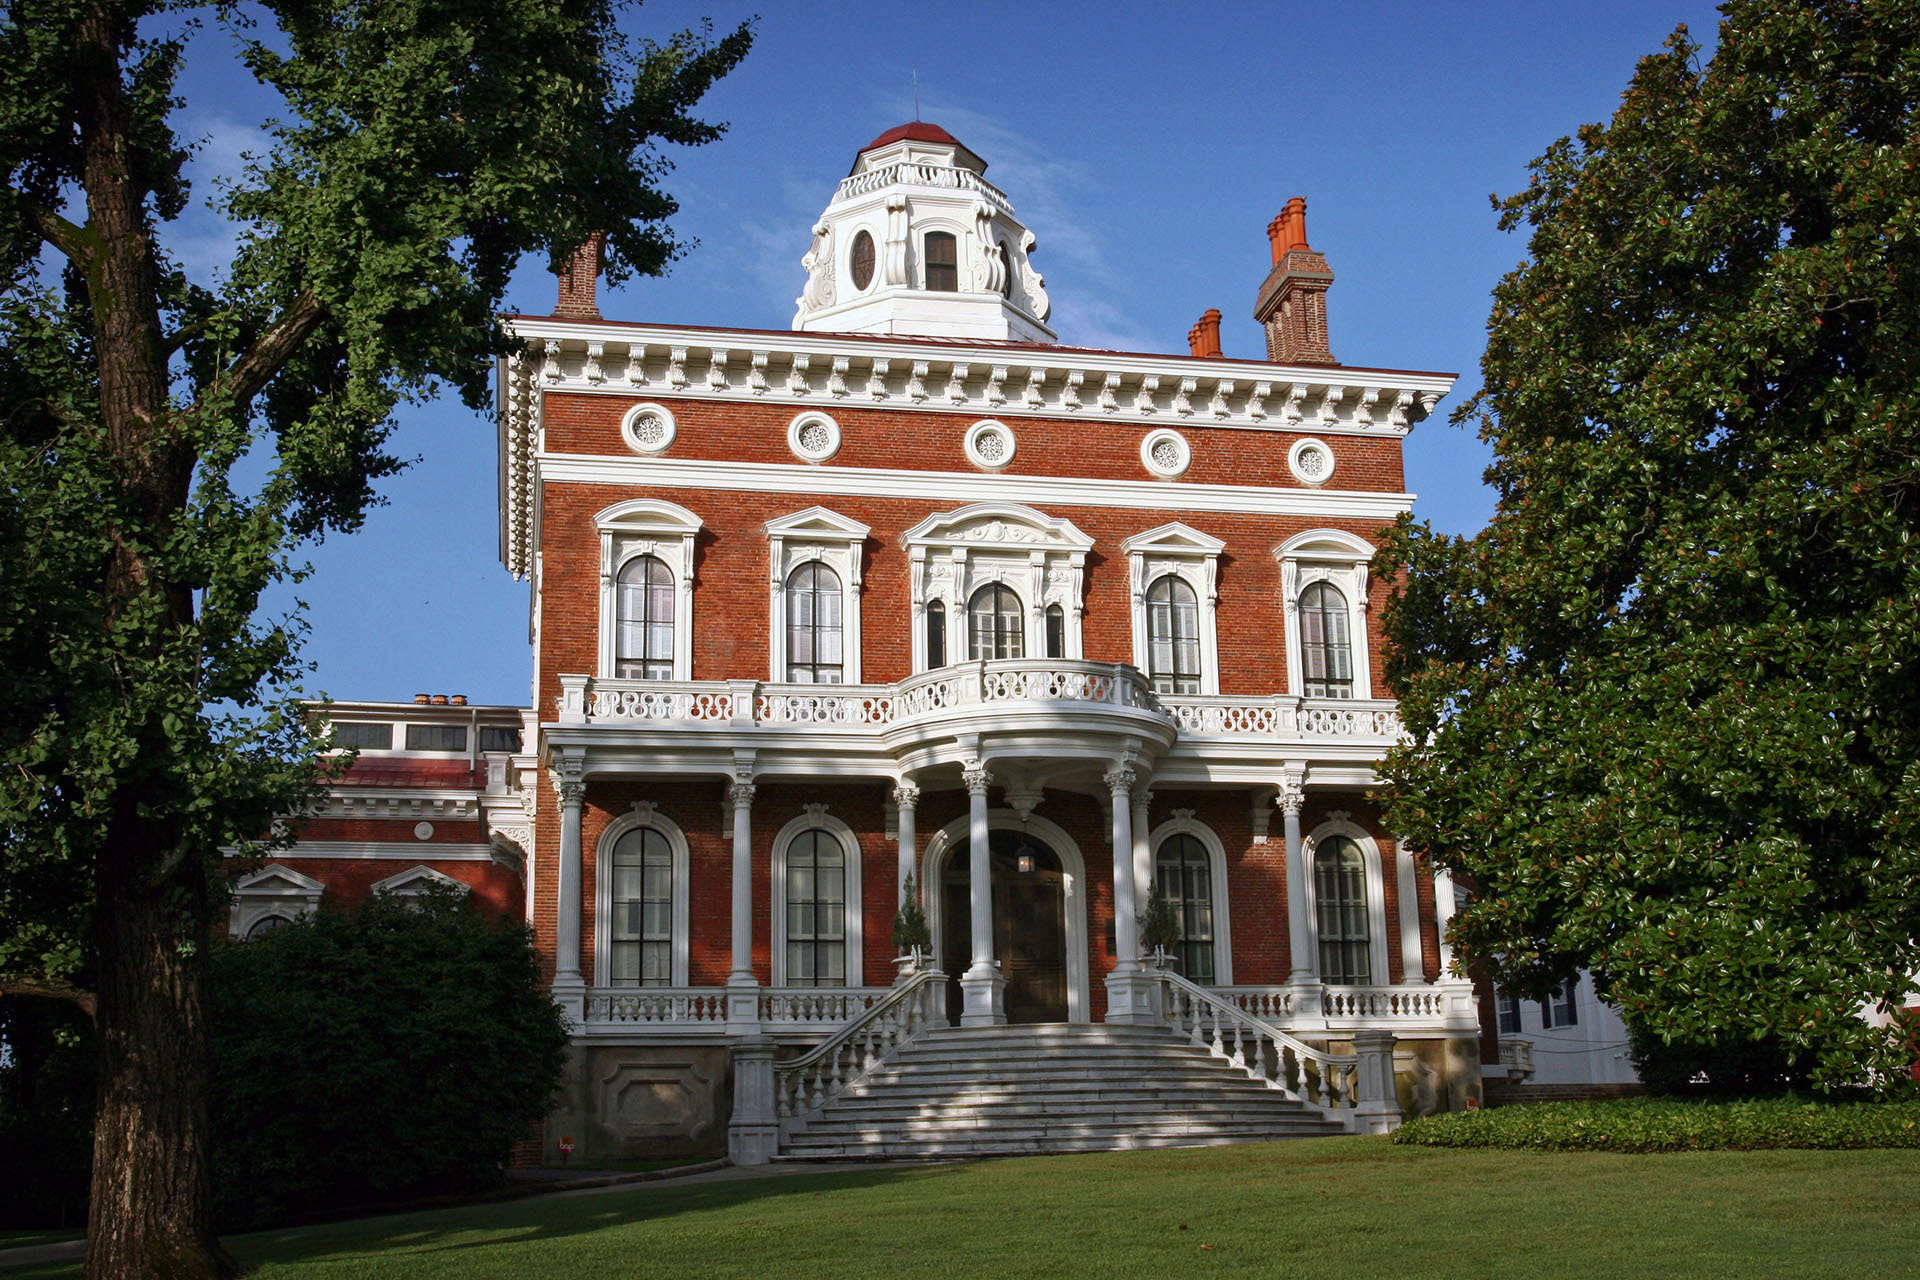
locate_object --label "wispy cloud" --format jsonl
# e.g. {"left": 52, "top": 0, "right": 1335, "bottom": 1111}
{"left": 169, "top": 111, "right": 269, "bottom": 287}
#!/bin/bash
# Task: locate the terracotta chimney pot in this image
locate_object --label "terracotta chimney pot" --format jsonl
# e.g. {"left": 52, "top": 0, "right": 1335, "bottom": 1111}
{"left": 450, "top": 695, "right": 468, "bottom": 706}
{"left": 431, "top": 694, "right": 449, "bottom": 706}
{"left": 413, "top": 694, "right": 431, "bottom": 705}
{"left": 1188, "top": 308, "right": 1223, "bottom": 358}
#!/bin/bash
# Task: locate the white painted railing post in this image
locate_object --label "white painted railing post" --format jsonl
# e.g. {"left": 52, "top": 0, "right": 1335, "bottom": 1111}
{"left": 1350, "top": 1029, "right": 1403, "bottom": 1134}
{"left": 728, "top": 1038, "right": 779, "bottom": 1164}
{"left": 558, "top": 674, "right": 590, "bottom": 725}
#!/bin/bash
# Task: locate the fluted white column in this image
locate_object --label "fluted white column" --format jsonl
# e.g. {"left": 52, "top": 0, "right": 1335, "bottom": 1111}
{"left": 726, "top": 779, "right": 760, "bottom": 1034}
{"left": 1432, "top": 865, "right": 1459, "bottom": 979}
{"left": 1130, "top": 787, "right": 1154, "bottom": 952}
{"left": 555, "top": 777, "right": 586, "bottom": 986}
{"left": 893, "top": 782, "right": 919, "bottom": 905}
{"left": 958, "top": 765, "right": 1005, "bottom": 1025}
{"left": 1280, "top": 778, "right": 1317, "bottom": 984}
{"left": 1107, "top": 767, "right": 1139, "bottom": 968}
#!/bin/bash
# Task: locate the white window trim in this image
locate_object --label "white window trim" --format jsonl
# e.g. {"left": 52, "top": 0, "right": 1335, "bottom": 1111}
{"left": 228, "top": 863, "right": 324, "bottom": 939}
{"left": 770, "top": 805, "right": 864, "bottom": 988}
{"left": 1146, "top": 812, "right": 1233, "bottom": 984}
{"left": 593, "top": 802, "right": 691, "bottom": 987}
{"left": 1274, "top": 528, "right": 1375, "bottom": 699}
{"left": 368, "top": 865, "right": 469, "bottom": 898}
{"left": 916, "top": 217, "right": 967, "bottom": 291}
{"left": 1123, "top": 523, "right": 1225, "bottom": 695}
{"left": 1301, "top": 817, "right": 1391, "bottom": 987}
{"left": 903, "top": 502, "right": 1093, "bottom": 672}
{"left": 595, "top": 498, "right": 702, "bottom": 681}
{"left": 765, "top": 506, "right": 870, "bottom": 684}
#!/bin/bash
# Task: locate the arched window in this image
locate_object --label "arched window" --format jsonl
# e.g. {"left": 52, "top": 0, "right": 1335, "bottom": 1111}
{"left": 1314, "top": 835, "right": 1371, "bottom": 984}
{"left": 1299, "top": 581, "right": 1353, "bottom": 698}
{"left": 926, "top": 599, "right": 947, "bottom": 668}
{"left": 1154, "top": 834, "right": 1215, "bottom": 983}
{"left": 924, "top": 231, "right": 958, "bottom": 291}
{"left": 785, "top": 829, "right": 847, "bottom": 986}
{"left": 784, "top": 563, "right": 843, "bottom": 683}
{"left": 969, "top": 584, "right": 1025, "bottom": 660}
{"left": 1146, "top": 575, "right": 1202, "bottom": 694}
{"left": 615, "top": 555, "right": 675, "bottom": 680}
{"left": 850, "top": 229, "right": 876, "bottom": 291}
{"left": 997, "top": 240, "right": 1013, "bottom": 298}
{"left": 1044, "top": 604, "right": 1066, "bottom": 659}
{"left": 610, "top": 826, "right": 674, "bottom": 987}
{"left": 246, "top": 914, "right": 292, "bottom": 940}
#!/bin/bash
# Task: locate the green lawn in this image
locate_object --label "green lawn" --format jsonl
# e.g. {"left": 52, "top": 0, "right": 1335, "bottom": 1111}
{"left": 8, "top": 1137, "right": 1918, "bottom": 1278}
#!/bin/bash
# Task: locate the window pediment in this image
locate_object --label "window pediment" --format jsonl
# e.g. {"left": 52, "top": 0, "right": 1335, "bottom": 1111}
{"left": 370, "top": 865, "right": 468, "bottom": 897}
{"left": 902, "top": 502, "right": 1093, "bottom": 554}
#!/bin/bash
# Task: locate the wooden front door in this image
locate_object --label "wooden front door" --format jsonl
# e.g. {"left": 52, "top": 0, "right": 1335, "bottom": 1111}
{"left": 941, "top": 831, "right": 1069, "bottom": 1024}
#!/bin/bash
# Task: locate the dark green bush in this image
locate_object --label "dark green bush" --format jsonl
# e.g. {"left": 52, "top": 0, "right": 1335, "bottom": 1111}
{"left": 209, "top": 886, "right": 568, "bottom": 1230}
{"left": 0, "top": 997, "right": 93, "bottom": 1229}
{"left": 1392, "top": 1097, "right": 1920, "bottom": 1153}
{"left": 1627, "top": 1025, "right": 1818, "bottom": 1097}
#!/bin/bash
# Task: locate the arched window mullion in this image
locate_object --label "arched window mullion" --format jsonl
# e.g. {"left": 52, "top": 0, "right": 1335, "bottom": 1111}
{"left": 1314, "top": 835, "right": 1371, "bottom": 984}
{"left": 1146, "top": 575, "right": 1202, "bottom": 694}
{"left": 615, "top": 555, "right": 675, "bottom": 681}
{"left": 1154, "top": 833, "right": 1215, "bottom": 983}
{"left": 1299, "top": 581, "right": 1354, "bottom": 698}
{"left": 968, "top": 584, "right": 1025, "bottom": 660}
{"left": 610, "top": 826, "right": 675, "bottom": 987}
{"left": 785, "top": 562, "right": 844, "bottom": 684}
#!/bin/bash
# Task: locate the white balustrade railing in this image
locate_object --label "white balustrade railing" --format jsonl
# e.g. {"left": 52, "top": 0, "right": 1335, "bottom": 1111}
{"left": 1498, "top": 1036, "right": 1536, "bottom": 1081}
{"left": 584, "top": 987, "right": 728, "bottom": 1026}
{"left": 1158, "top": 970, "right": 1359, "bottom": 1114}
{"left": 1212, "top": 987, "right": 1298, "bottom": 1022}
{"left": 1160, "top": 695, "right": 1404, "bottom": 740}
{"left": 835, "top": 162, "right": 1011, "bottom": 206}
{"left": 776, "top": 968, "right": 946, "bottom": 1126}
{"left": 1320, "top": 985, "right": 1448, "bottom": 1022}
{"left": 759, "top": 987, "right": 889, "bottom": 1025}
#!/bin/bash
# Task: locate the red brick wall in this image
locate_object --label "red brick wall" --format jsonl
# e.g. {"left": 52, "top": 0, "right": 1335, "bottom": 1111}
{"left": 265, "top": 854, "right": 523, "bottom": 919}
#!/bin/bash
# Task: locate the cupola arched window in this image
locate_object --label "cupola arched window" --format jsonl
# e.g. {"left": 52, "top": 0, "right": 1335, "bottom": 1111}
{"left": 1154, "top": 834, "right": 1215, "bottom": 983}
{"left": 1044, "top": 604, "right": 1066, "bottom": 659}
{"left": 615, "top": 555, "right": 676, "bottom": 680}
{"left": 784, "top": 828, "right": 848, "bottom": 986}
{"left": 924, "top": 231, "right": 958, "bottom": 291}
{"left": 968, "top": 584, "right": 1025, "bottom": 659}
{"left": 1299, "top": 580, "right": 1354, "bottom": 698}
{"left": 926, "top": 599, "right": 947, "bottom": 668}
{"left": 610, "top": 825, "right": 675, "bottom": 987}
{"left": 1146, "top": 575, "right": 1202, "bottom": 694}
{"left": 850, "top": 229, "right": 876, "bottom": 291}
{"left": 1314, "top": 835, "right": 1371, "bottom": 984}
{"left": 784, "top": 562, "right": 844, "bottom": 684}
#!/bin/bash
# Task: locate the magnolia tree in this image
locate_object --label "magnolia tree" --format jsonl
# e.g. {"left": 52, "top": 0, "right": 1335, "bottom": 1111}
{"left": 0, "top": 3, "right": 749, "bottom": 1274}
{"left": 1379, "top": 0, "right": 1920, "bottom": 1093}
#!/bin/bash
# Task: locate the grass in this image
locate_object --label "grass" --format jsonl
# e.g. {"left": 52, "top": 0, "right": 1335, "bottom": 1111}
{"left": 6, "top": 1137, "right": 1918, "bottom": 1278}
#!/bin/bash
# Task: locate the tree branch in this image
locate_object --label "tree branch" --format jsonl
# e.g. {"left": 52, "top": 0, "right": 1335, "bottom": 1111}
{"left": 25, "top": 202, "right": 92, "bottom": 266}
{"left": 208, "top": 290, "right": 326, "bottom": 415}
{"left": 0, "top": 975, "right": 98, "bottom": 1020}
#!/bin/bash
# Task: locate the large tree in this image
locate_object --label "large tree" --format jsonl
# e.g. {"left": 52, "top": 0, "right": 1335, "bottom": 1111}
{"left": 1379, "top": 0, "right": 1919, "bottom": 1093}
{"left": 0, "top": 2, "right": 749, "bottom": 1274}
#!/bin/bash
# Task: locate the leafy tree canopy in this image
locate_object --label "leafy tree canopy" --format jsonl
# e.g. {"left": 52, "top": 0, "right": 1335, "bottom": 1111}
{"left": 0, "top": 3, "right": 749, "bottom": 1272}
{"left": 1379, "top": 0, "right": 1920, "bottom": 1093}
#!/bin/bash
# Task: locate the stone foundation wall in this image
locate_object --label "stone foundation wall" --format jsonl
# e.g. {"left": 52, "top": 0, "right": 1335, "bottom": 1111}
{"left": 545, "top": 1041, "right": 733, "bottom": 1163}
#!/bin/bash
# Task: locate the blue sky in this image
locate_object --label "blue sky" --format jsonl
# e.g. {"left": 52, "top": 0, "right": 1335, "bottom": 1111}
{"left": 174, "top": 0, "right": 1726, "bottom": 707}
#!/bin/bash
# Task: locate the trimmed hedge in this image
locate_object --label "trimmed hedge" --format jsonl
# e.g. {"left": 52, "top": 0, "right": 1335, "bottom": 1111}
{"left": 1392, "top": 1097, "right": 1920, "bottom": 1153}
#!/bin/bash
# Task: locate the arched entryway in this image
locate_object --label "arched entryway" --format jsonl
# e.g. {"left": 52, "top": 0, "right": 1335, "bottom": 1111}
{"left": 924, "top": 812, "right": 1091, "bottom": 1024}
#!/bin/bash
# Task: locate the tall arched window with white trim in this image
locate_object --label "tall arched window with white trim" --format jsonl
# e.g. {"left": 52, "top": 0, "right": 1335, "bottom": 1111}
{"left": 926, "top": 599, "right": 947, "bottom": 667}
{"left": 785, "top": 828, "right": 848, "bottom": 986}
{"left": 968, "top": 584, "right": 1025, "bottom": 659}
{"left": 1314, "top": 834, "right": 1371, "bottom": 984}
{"left": 610, "top": 825, "right": 675, "bottom": 987}
{"left": 1154, "top": 834, "right": 1215, "bottom": 983}
{"left": 1146, "top": 575, "right": 1202, "bottom": 694}
{"left": 615, "top": 555, "right": 675, "bottom": 680}
{"left": 784, "top": 563, "right": 844, "bottom": 683}
{"left": 1299, "top": 580, "right": 1354, "bottom": 698}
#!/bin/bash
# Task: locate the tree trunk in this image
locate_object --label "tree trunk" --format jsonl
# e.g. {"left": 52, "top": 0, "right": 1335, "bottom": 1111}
{"left": 86, "top": 839, "right": 239, "bottom": 1280}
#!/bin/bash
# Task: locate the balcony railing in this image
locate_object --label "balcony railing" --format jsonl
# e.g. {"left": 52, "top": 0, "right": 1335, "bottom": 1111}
{"left": 557, "top": 663, "right": 1402, "bottom": 745}
{"left": 581, "top": 985, "right": 893, "bottom": 1035}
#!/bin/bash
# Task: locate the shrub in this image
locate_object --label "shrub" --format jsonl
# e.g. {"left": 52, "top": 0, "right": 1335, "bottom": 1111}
{"left": 1391, "top": 1097, "right": 1920, "bottom": 1153}
{"left": 0, "top": 997, "right": 93, "bottom": 1229}
{"left": 208, "top": 886, "right": 568, "bottom": 1230}
{"left": 1138, "top": 883, "right": 1181, "bottom": 958}
{"left": 892, "top": 873, "right": 931, "bottom": 956}
{"left": 1627, "top": 1025, "right": 1817, "bottom": 1097}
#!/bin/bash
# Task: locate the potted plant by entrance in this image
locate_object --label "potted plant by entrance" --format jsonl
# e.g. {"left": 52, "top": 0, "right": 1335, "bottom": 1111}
{"left": 892, "top": 872, "right": 933, "bottom": 982}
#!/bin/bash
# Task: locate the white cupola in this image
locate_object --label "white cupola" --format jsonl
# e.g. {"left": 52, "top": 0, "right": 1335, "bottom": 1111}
{"left": 793, "top": 122, "right": 1055, "bottom": 343}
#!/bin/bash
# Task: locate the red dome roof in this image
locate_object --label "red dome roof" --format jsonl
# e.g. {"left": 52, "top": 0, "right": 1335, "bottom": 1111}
{"left": 860, "top": 121, "right": 963, "bottom": 152}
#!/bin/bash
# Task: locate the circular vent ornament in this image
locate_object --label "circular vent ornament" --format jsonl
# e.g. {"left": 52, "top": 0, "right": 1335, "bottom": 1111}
{"left": 1288, "top": 437, "right": 1336, "bottom": 487}
{"left": 787, "top": 410, "right": 842, "bottom": 462}
{"left": 1140, "top": 428, "right": 1192, "bottom": 479}
{"left": 620, "top": 402, "right": 677, "bottom": 455}
{"left": 965, "top": 420, "right": 1016, "bottom": 470}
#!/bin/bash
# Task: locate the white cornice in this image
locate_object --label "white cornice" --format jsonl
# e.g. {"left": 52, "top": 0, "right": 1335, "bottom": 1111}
{"left": 278, "top": 841, "right": 498, "bottom": 861}
{"left": 536, "top": 452, "right": 1416, "bottom": 522}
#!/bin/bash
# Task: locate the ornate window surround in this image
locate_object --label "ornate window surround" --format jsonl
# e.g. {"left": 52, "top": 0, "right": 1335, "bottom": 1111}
{"left": 1274, "top": 527, "right": 1374, "bottom": 699}
{"left": 1300, "top": 816, "right": 1391, "bottom": 987}
{"left": 228, "top": 863, "right": 324, "bottom": 939}
{"left": 765, "top": 506, "right": 870, "bottom": 684}
{"left": 595, "top": 498, "right": 702, "bottom": 681}
{"left": 593, "top": 802, "right": 691, "bottom": 987}
{"left": 903, "top": 502, "right": 1093, "bottom": 673}
{"left": 1145, "top": 811, "right": 1234, "bottom": 984}
{"left": 369, "top": 865, "right": 470, "bottom": 899}
{"left": 770, "top": 806, "right": 865, "bottom": 987}
{"left": 1123, "top": 523, "right": 1225, "bottom": 695}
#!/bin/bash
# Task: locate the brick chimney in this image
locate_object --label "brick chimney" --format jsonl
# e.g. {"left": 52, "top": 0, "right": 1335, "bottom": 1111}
{"left": 554, "top": 230, "right": 607, "bottom": 318}
{"left": 1187, "top": 308, "right": 1223, "bottom": 358}
{"left": 1253, "top": 198, "right": 1336, "bottom": 365}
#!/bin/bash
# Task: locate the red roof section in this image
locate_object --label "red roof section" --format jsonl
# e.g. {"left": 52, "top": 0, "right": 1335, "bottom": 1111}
{"left": 335, "top": 758, "right": 486, "bottom": 790}
{"left": 861, "top": 121, "right": 963, "bottom": 152}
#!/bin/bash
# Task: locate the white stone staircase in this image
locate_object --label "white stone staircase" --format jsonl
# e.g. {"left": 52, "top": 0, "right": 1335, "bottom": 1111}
{"left": 776, "top": 1022, "right": 1350, "bottom": 1160}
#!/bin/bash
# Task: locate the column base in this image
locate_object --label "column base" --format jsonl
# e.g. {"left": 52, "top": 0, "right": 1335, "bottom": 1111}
{"left": 725, "top": 977, "right": 763, "bottom": 1037}
{"left": 1284, "top": 979, "right": 1326, "bottom": 1033}
{"left": 1104, "top": 965, "right": 1161, "bottom": 1026}
{"left": 728, "top": 1038, "right": 779, "bottom": 1165}
{"left": 959, "top": 963, "right": 1006, "bottom": 1027}
{"left": 551, "top": 978, "right": 586, "bottom": 1031}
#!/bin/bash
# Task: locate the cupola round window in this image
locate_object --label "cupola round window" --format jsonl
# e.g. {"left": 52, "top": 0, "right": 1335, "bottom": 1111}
{"left": 850, "top": 230, "right": 876, "bottom": 291}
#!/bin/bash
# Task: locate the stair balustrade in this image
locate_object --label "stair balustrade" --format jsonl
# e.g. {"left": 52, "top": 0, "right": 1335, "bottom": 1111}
{"left": 1157, "top": 969, "right": 1362, "bottom": 1116}
{"left": 774, "top": 967, "right": 946, "bottom": 1129}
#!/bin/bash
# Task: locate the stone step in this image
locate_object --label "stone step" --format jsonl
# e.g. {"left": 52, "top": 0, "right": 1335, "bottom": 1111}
{"left": 793, "top": 1114, "right": 1339, "bottom": 1140}
{"left": 777, "top": 1131, "right": 1333, "bottom": 1160}
{"left": 793, "top": 1098, "right": 1311, "bottom": 1124}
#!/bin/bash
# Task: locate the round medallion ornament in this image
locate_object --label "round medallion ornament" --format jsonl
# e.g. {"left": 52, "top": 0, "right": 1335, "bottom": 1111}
{"left": 1288, "top": 437, "right": 1336, "bottom": 486}
{"left": 413, "top": 822, "right": 434, "bottom": 841}
{"left": 620, "top": 402, "right": 677, "bottom": 455}
{"left": 964, "top": 420, "right": 1016, "bottom": 470}
{"left": 787, "top": 411, "right": 843, "bottom": 462}
{"left": 1140, "top": 428, "right": 1192, "bottom": 479}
